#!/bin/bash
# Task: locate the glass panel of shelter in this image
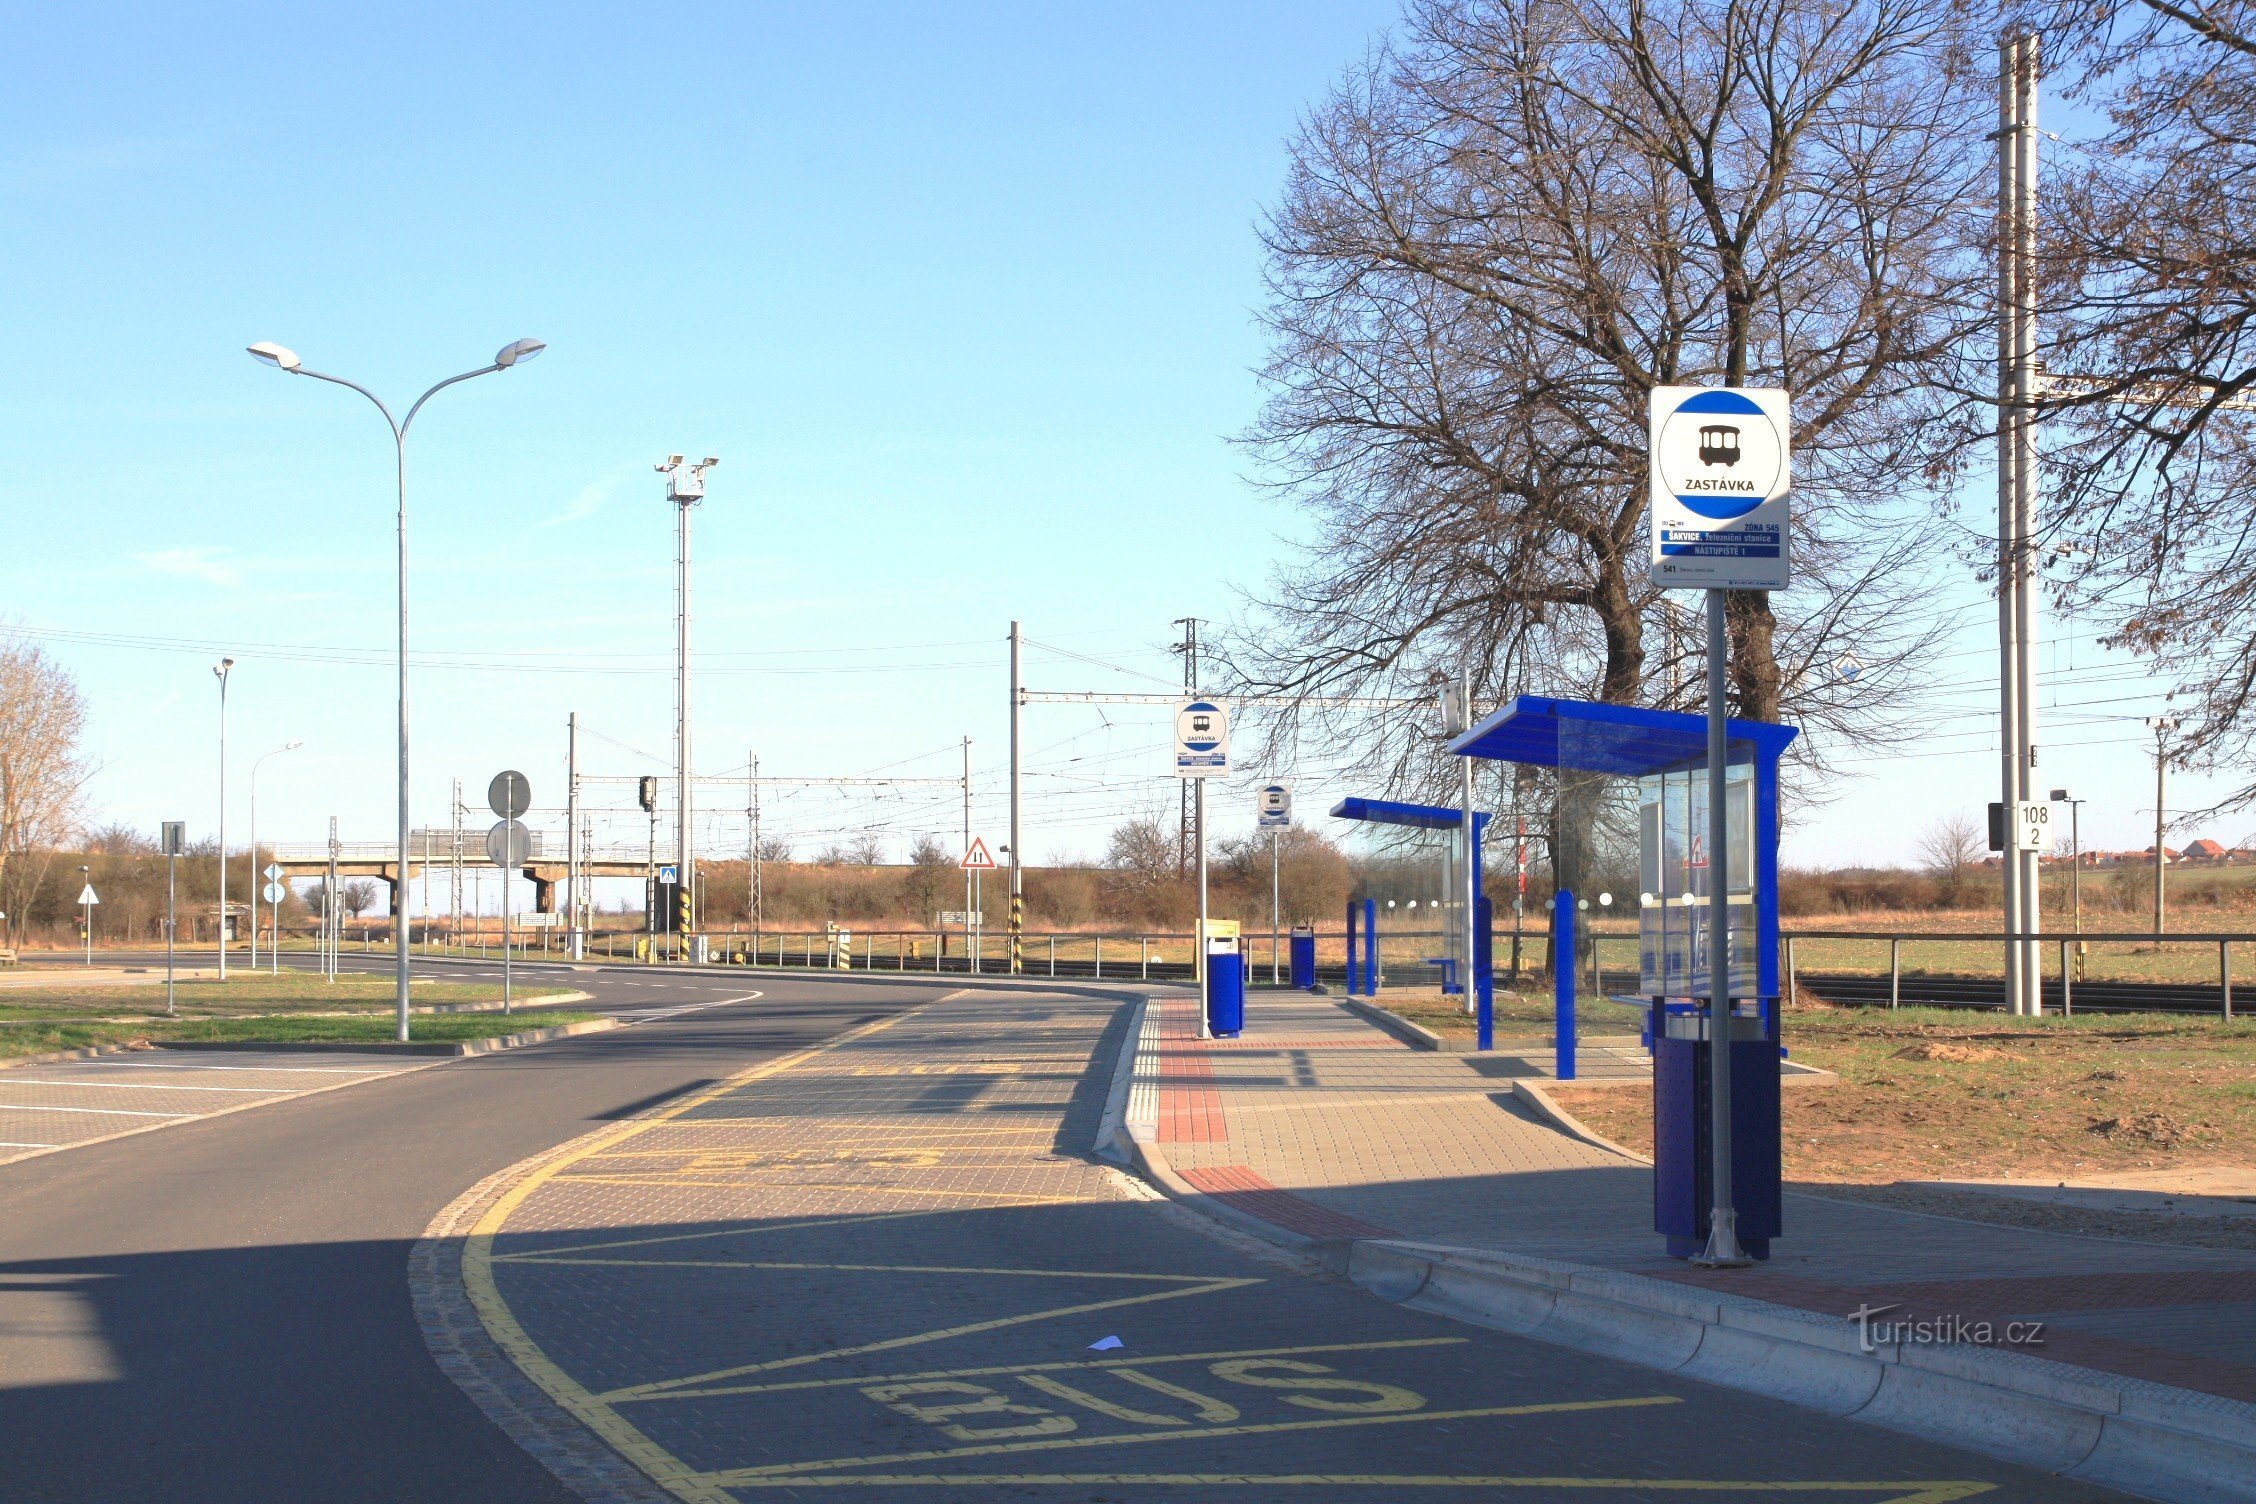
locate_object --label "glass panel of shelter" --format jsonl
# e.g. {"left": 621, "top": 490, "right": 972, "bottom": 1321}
{"left": 1637, "top": 742, "right": 1756, "bottom": 1000}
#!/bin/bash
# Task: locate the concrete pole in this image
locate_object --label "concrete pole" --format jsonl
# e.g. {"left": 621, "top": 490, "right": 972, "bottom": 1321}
{"left": 751, "top": 752, "right": 763, "bottom": 946}
{"left": 567, "top": 711, "right": 583, "bottom": 960}
{"left": 1996, "top": 30, "right": 2044, "bottom": 1017}
{"left": 1271, "top": 826, "right": 1281, "bottom": 986}
{"left": 963, "top": 737, "right": 973, "bottom": 967}
{"left": 214, "top": 659, "right": 232, "bottom": 979}
{"left": 1009, "top": 621, "right": 1024, "bottom": 974}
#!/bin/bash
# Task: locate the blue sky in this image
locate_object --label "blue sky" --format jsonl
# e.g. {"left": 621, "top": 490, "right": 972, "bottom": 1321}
{"left": 0, "top": 1, "right": 2226, "bottom": 903}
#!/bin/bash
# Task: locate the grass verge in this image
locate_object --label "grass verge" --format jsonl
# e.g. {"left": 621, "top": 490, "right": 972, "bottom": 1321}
{"left": 0, "top": 1007, "right": 594, "bottom": 1061}
{"left": 1551, "top": 1001, "right": 2256, "bottom": 1185}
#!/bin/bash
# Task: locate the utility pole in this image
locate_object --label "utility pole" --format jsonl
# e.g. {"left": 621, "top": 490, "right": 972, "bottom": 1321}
{"left": 1996, "top": 30, "right": 2044, "bottom": 1018}
{"left": 213, "top": 657, "right": 233, "bottom": 979}
{"left": 450, "top": 779, "right": 463, "bottom": 959}
{"left": 962, "top": 736, "right": 974, "bottom": 971}
{"left": 750, "top": 753, "right": 763, "bottom": 948}
{"left": 656, "top": 455, "right": 718, "bottom": 946}
{"left": 1009, "top": 621, "right": 1024, "bottom": 974}
{"left": 1172, "top": 617, "right": 1203, "bottom": 874}
{"left": 2149, "top": 716, "right": 2179, "bottom": 935}
{"left": 746, "top": 749, "right": 758, "bottom": 948}
{"left": 567, "top": 712, "right": 583, "bottom": 960}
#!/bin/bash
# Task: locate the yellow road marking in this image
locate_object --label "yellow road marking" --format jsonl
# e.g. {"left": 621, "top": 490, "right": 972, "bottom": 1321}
{"left": 715, "top": 1475, "right": 1995, "bottom": 1501}
{"left": 705, "top": 1395, "right": 1683, "bottom": 1482}
{"left": 632, "top": 1337, "right": 1468, "bottom": 1402}
{"left": 509, "top": 1258, "right": 1234, "bottom": 1283}
{"left": 489, "top": 1210, "right": 941, "bottom": 1261}
{"left": 601, "top": 1277, "right": 1256, "bottom": 1400}
{"left": 460, "top": 1006, "right": 924, "bottom": 1504}
{"left": 545, "top": 1176, "right": 1087, "bottom": 1203}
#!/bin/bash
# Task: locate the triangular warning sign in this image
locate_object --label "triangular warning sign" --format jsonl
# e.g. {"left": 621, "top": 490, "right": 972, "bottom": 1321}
{"left": 960, "top": 838, "right": 997, "bottom": 870}
{"left": 78, "top": 884, "right": 100, "bottom": 905}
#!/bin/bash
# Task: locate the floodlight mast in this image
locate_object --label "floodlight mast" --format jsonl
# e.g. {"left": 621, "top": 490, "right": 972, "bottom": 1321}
{"left": 245, "top": 336, "right": 544, "bottom": 1038}
{"left": 657, "top": 453, "right": 719, "bottom": 953}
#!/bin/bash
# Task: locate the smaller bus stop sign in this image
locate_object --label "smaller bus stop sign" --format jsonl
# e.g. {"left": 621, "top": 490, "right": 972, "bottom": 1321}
{"left": 1649, "top": 386, "right": 1791, "bottom": 591}
{"left": 1257, "top": 783, "right": 1291, "bottom": 828}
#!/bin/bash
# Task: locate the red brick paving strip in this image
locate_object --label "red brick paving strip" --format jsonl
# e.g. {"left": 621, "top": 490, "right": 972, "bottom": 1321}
{"left": 1179, "top": 1164, "right": 1401, "bottom": 1241}
{"left": 1156, "top": 997, "right": 1226, "bottom": 1143}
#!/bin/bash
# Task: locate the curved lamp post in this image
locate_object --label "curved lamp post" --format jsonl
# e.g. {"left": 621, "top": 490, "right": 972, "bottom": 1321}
{"left": 249, "top": 739, "right": 303, "bottom": 970}
{"left": 246, "top": 338, "right": 545, "bottom": 1040}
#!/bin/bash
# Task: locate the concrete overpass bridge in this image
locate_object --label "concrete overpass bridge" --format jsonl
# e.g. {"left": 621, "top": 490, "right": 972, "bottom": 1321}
{"left": 268, "top": 843, "right": 661, "bottom": 917}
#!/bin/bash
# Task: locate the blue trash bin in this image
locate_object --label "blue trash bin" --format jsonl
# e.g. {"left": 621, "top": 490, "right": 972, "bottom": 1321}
{"left": 1288, "top": 926, "right": 1316, "bottom": 990}
{"left": 1206, "top": 942, "right": 1245, "bottom": 1038}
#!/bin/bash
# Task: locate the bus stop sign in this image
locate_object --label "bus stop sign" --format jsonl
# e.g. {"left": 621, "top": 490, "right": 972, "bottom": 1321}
{"left": 1649, "top": 386, "right": 1791, "bottom": 591}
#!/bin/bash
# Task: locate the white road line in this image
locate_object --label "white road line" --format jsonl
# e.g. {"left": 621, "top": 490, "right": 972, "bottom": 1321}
{"left": 51, "top": 1060, "right": 396, "bottom": 1075}
{"left": 0, "top": 1103, "right": 196, "bottom": 1118}
{"left": 0, "top": 1077, "right": 293, "bottom": 1093}
{"left": 0, "top": 1140, "right": 57, "bottom": 1148}
{"left": 621, "top": 991, "right": 763, "bottom": 1023}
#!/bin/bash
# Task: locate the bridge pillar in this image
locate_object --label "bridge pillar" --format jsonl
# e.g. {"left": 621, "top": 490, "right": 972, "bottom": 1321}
{"left": 528, "top": 870, "right": 557, "bottom": 915}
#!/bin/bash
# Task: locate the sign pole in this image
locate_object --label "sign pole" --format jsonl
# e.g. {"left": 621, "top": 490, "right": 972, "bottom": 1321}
{"left": 1271, "top": 828, "right": 1281, "bottom": 987}
{"left": 1196, "top": 777, "right": 1209, "bottom": 1039}
{"left": 166, "top": 848, "right": 177, "bottom": 1018}
{"left": 1698, "top": 586, "right": 1749, "bottom": 1266}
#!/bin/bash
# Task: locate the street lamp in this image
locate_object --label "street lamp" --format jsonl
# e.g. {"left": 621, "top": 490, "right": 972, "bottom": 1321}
{"left": 213, "top": 658, "right": 233, "bottom": 980}
{"left": 250, "top": 739, "right": 303, "bottom": 971}
{"left": 2049, "top": 787, "right": 2086, "bottom": 972}
{"left": 247, "top": 337, "right": 545, "bottom": 1039}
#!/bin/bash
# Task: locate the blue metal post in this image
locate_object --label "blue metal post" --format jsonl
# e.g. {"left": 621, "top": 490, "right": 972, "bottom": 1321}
{"left": 1554, "top": 890, "right": 1577, "bottom": 1081}
{"left": 1475, "top": 894, "right": 1494, "bottom": 1052}
{"left": 1361, "top": 898, "right": 1379, "bottom": 996}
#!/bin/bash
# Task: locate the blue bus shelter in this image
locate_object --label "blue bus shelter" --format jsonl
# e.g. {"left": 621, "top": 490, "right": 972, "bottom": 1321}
{"left": 1447, "top": 694, "right": 1798, "bottom": 1259}
{"left": 1329, "top": 796, "right": 1496, "bottom": 1049}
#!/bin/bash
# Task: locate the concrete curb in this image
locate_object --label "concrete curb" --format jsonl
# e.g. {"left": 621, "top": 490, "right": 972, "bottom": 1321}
{"left": 423, "top": 990, "right": 592, "bottom": 1014}
{"left": 1099, "top": 993, "right": 2256, "bottom": 1504}
{"left": 1093, "top": 995, "right": 1149, "bottom": 1164}
{"left": 1337, "top": 996, "right": 1447, "bottom": 1050}
{"left": 1511, "top": 1079, "right": 1652, "bottom": 1162}
{"left": 0, "top": 1041, "right": 155, "bottom": 1072}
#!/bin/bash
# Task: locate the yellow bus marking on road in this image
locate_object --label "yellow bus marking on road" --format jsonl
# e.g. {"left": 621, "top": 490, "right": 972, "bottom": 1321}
{"left": 637, "top": 1337, "right": 1468, "bottom": 1402}
{"left": 705, "top": 1395, "right": 1682, "bottom": 1482}
{"left": 544, "top": 1176, "right": 1089, "bottom": 1203}
{"left": 713, "top": 1474, "right": 1995, "bottom": 1501}
{"left": 600, "top": 1276, "right": 1256, "bottom": 1400}
{"left": 460, "top": 1007, "right": 924, "bottom": 1504}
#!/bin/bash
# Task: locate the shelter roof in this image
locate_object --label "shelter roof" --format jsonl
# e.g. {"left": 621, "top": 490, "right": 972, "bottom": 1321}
{"left": 1446, "top": 694, "right": 1797, "bottom": 776}
{"left": 1328, "top": 796, "right": 1491, "bottom": 836}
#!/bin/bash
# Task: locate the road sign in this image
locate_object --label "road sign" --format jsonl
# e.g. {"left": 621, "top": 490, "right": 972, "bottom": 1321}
{"left": 160, "top": 821, "right": 186, "bottom": 856}
{"left": 1257, "top": 783, "right": 1291, "bottom": 829}
{"left": 264, "top": 863, "right": 283, "bottom": 882}
{"left": 1649, "top": 386, "right": 1791, "bottom": 590}
{"left": 78, "top": 884, "right": 99, "bottom": 906}
{"left": 2012, "top": 800, "right": 2054, "bottom": 853}
{"left": 485, "top": 820, "right": 533, "bottom": 867}
{"left": 262, "top": 882, "right": 286, "bottom": 903}
{"left": 658, "top": 863, "right": 679, "bottom": 884}
{"left": 488, "top": 769, "right": 531, "bottom": 820}
{"left": 939, "top": 910, "right": 984, "bottom": 925}
{"left": 1174, "top": 699, "right": 1229, "bottom": 778}
{"left": 961, "top": 838, "right": 997, "bottom": 871}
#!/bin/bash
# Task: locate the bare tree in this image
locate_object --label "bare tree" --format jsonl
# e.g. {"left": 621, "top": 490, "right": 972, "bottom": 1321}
{"left": 1914, "top": 811, "right": 1986, "bottom": 907}
{"left": 2021, "top": 2, "right": 2256, "bottom": 809}
{"left": 1231, "top": 0, "right": 1986, "bottom": 898}
{"left": 341, "top": 879, "right": 379, "bottom": 920}
{"left": 0, "top": 640, "right": 90, "bottom": 947}
{"left": 1102, "top": 813, "right": 1183, "bottom": 922}
{"left": 904, "top": 834, "right": 953, "bottom": 919}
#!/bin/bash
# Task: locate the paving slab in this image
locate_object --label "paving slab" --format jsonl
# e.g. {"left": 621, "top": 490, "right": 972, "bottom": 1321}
{"left": 1117, "top": 990, "right": 2256, "bottom": 1501}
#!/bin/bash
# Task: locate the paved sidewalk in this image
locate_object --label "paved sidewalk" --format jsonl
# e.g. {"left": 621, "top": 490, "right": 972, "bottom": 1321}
{"left": 1120, "top": 991, "right": 2256, "bottom": 1495}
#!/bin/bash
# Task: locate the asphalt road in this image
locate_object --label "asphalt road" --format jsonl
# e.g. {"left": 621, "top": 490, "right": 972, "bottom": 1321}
{"left": 0, "top": 966, "right": 945, "bottom": 1503}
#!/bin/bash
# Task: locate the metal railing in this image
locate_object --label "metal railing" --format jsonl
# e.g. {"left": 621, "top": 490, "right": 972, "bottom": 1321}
{"left": 1578, "top": 928, "right": 2249, "bottom": 1019}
